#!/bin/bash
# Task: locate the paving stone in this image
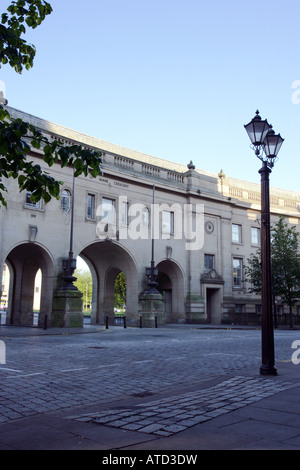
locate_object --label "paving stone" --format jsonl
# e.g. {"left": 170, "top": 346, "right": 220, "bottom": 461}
{"left": 138, "top": 423, "right": 164, "bottom": 433}
{"left": 1, "top": 327, "right": 300, "bottom": 440}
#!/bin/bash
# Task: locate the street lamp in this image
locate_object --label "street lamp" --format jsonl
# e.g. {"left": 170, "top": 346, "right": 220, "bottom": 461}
{"left": 61, "top": 169, "right": 78, "bottom": 291}
{"left": 145, "top": 185, "right": 159, "bottom": 294}
{"left": 244, "top": 110, "right": 284, "bottom": 376}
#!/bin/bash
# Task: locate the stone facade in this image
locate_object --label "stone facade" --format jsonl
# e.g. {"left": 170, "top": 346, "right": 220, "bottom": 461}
{"left": 1, "top": 106, "right": 300, "bottom": 327}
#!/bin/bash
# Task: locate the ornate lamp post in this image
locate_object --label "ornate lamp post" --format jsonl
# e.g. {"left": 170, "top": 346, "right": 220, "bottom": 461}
{"left": 145, "top": 185, "right": 159, "bottom": 293}
{"left": 244, "top": 110, "right": 284, "bottom": 375}
{"left": 61, "top": 170, "right": 78, "bottom": 290}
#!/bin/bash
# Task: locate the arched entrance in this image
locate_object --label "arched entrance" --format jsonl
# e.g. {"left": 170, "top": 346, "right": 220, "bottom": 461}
{"left": 103, "top": 268, "right": 127, "bottom": 325}
{"left": 79, "top": 241, "right": 138, "bottom": 326}
{"left": 156, "top": 259, "right": 185, "bottom": 323}
{"left": 4, "top": 243, "right": 55, "bottom": 326}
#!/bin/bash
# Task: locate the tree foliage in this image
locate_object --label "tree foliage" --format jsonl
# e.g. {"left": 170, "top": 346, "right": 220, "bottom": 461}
{"left": 114, "top": 272, "right": 126, "bottom": 309}
{"left": 245, "top": 216, "right": 300, "bottom": 326}
{"left": 1, "top": 0, "right": 53, "bottom": 72}
{"left": 244, "top": 248, "right": 262, "bottom": 295}
{"left": 271, "top": 217, "right": 300, "bottom": 325}
{"left": 74, "top": 268, "right": 92, "bottom": 311}
{"left": 0, "top": 1, "right": 102, "bottom": 206}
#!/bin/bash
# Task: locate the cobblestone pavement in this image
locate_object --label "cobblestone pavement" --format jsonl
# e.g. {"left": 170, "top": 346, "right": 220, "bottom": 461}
{"left": 0, "top": 325, "right": 299, "bottom": 425}
{"left": 68, "top": 375, "right": 299, "bottom": 437}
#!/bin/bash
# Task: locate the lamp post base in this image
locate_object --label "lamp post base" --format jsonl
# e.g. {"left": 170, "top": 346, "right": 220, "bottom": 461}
{"left": 138, "top": 292, "right": 165, "bottom": 327}
{"left": 260, "top": 365, "right": 277, "bottom": 376}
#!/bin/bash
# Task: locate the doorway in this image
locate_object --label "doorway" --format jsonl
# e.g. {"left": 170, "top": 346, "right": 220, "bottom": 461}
{"left": 156, "top": 260, "right": 185, "bottom": 323}
{"left": 206, "top": 287, "right": 222, "bottom": 324}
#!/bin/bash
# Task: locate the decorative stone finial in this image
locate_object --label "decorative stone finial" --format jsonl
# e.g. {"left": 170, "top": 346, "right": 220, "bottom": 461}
{"left": 218, "top": 169, "right": 226, "bottom": 179}
{"left": 187, "top": 160, "right": 195, "bottom": 170}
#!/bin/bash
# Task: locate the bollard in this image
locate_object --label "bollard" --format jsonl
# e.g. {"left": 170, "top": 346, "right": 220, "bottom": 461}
{"left": 44, "top": 314, "right": 48, "bottom": 330}
{"left": 123, "top": 316, "right": 127, "bottom": 328}
{"left": 155, "top": 316, "right": 158, "bottom": 328}
{"left": 140, "top": 316, "right": 142, "bottom": 328}
{"left": 106, "top": 316, "right": 109, "bottom": 329}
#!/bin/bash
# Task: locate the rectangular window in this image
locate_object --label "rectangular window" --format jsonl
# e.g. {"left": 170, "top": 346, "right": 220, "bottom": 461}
{"left": 162, "top": 211, "right": 174, "bottom": 235}
{"left": 256, "top": 305, "right": 262, "bottom": 315}
{"left": 233, "top": 257, "right": 243, "bottom": 288}
{"left": 25, "top": 192, "right": 42, "bottom": 210}
{"left": 121, "top": 201, "right": 128, "bottom": 226}
{"left": 251, "top": 227, "right": 260, "bottom": 245}
{"left": 276, "top": 305, "right": 283, "bottom": 315}
{"left": 235, "top": 304, "right": 244, "bottom": 313}
{"left": 232, "top": 224, "right": 242, "bottom": 243}
{"left": 204, "top": 254, "right": 215, "bottom": 272}
{"left": 101, "top": 197, "right": 115, "bottom": 223}
{"left": 87, "top": 193, "right": 95, "bottom": 219}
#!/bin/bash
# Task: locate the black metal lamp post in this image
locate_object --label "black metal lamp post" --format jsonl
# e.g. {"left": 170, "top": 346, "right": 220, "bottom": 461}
{"left": 244, "top": 110, "right": 284, "bottom": 375}
{"left": 145, "top": 264, "right": 159, "bottom": 293}
{"left": 145, "top": 185, "right": 160, "bottom": 294}
{"left": 61, "top": 170, "right": 78, "bottom": 291}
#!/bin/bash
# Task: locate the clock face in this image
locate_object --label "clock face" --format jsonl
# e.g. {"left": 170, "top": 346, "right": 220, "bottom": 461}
{"left": 205, "top": 221, "right": 214, "bottom": 234}
{"left": 142, "top": 207, "right": 150, "bottom": 227}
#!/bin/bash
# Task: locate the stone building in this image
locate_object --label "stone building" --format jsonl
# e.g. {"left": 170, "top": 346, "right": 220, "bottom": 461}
{"left": 1, "top": 105, "right": 300, "bottom": 327}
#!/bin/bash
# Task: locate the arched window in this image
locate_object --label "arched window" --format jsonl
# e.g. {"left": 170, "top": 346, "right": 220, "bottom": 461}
{"left": 61, "top": 189, "right": 71, "bottom": 213}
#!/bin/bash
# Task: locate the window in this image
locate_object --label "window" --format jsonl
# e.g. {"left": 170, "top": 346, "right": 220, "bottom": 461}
{"left": 256, "top": 305, "right": 262, "bottom": 315}
{"left": 232, "top": 224, "right": 242, "bottom": 243}
{"left": 204, "top": 254, "right": 215, "bottom": 272}
{"left": 101, "top": 197, "right": 115, "bottom": 223}
{"left": 87, "top": 194, "right": 95, "bottom": 219}
{"left": 276, "top": 304, "right": 283, "bottom": 315}
{"left": 142, "top": 207, "right": 150, "bottom": 227}
{"left": 25, "top": 192, "right": 42, "bottom": 210}
{"left": 162, "top": 211, "right": 174, "bottom": 235}
{"left": 61, "top": 189, "right": 71, "bottom": 213}
{"left": 235, "top": 304, "right": 244, "bottom": 313}
{"left": 233, "top": 257, "right": 243, "bottom": 288}
{"left": 251, "top": 227, "right": 260, "bottom": 245}
{"left": 121, "top": 201, "right": 128, "bottom": 226}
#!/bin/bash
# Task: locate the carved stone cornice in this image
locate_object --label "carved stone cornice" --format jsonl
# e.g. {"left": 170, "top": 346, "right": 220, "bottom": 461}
{"left": 201, "top": 269, "right": 224, "bottom": 284}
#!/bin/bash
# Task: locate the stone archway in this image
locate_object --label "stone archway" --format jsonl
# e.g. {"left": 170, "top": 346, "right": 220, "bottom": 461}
{"left": 156, "top": 259, "right": 185, "bottom": 323}
{"left": 103, "top": 267, "right": 125, "bottom": 324}
{"left": 5, "top": 243, "right": 55, "bottom": 326}
{"left": 79, "top": 241, "right": 139, "bottom": 326}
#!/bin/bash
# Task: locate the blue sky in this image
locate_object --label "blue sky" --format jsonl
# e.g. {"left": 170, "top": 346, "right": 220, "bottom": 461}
{"left": 1, "top": 0, "right": 300, "bottom": 192}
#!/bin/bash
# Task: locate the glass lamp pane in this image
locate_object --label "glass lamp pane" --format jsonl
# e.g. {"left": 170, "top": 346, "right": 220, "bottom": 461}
{"left": 263, "top": 132, "right": 284, "bottom": 158}
{"left": 244, "top": 111, "right": 270, "bottom": 145}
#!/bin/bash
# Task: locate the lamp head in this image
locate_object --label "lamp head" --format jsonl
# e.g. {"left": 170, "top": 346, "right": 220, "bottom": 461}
{"left": 244, "top": 110, "right": 270, "bottom": 147}
{"left": 262, "top": 126, "right": 284, "bottom": 168}
{"left": 244, "top": 111, "right": 284, "bottom": 167}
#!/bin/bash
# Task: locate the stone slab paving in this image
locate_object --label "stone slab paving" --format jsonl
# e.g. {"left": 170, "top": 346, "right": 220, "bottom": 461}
{"left": 68, "top": 375, "right": 300, "bottom": 437}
